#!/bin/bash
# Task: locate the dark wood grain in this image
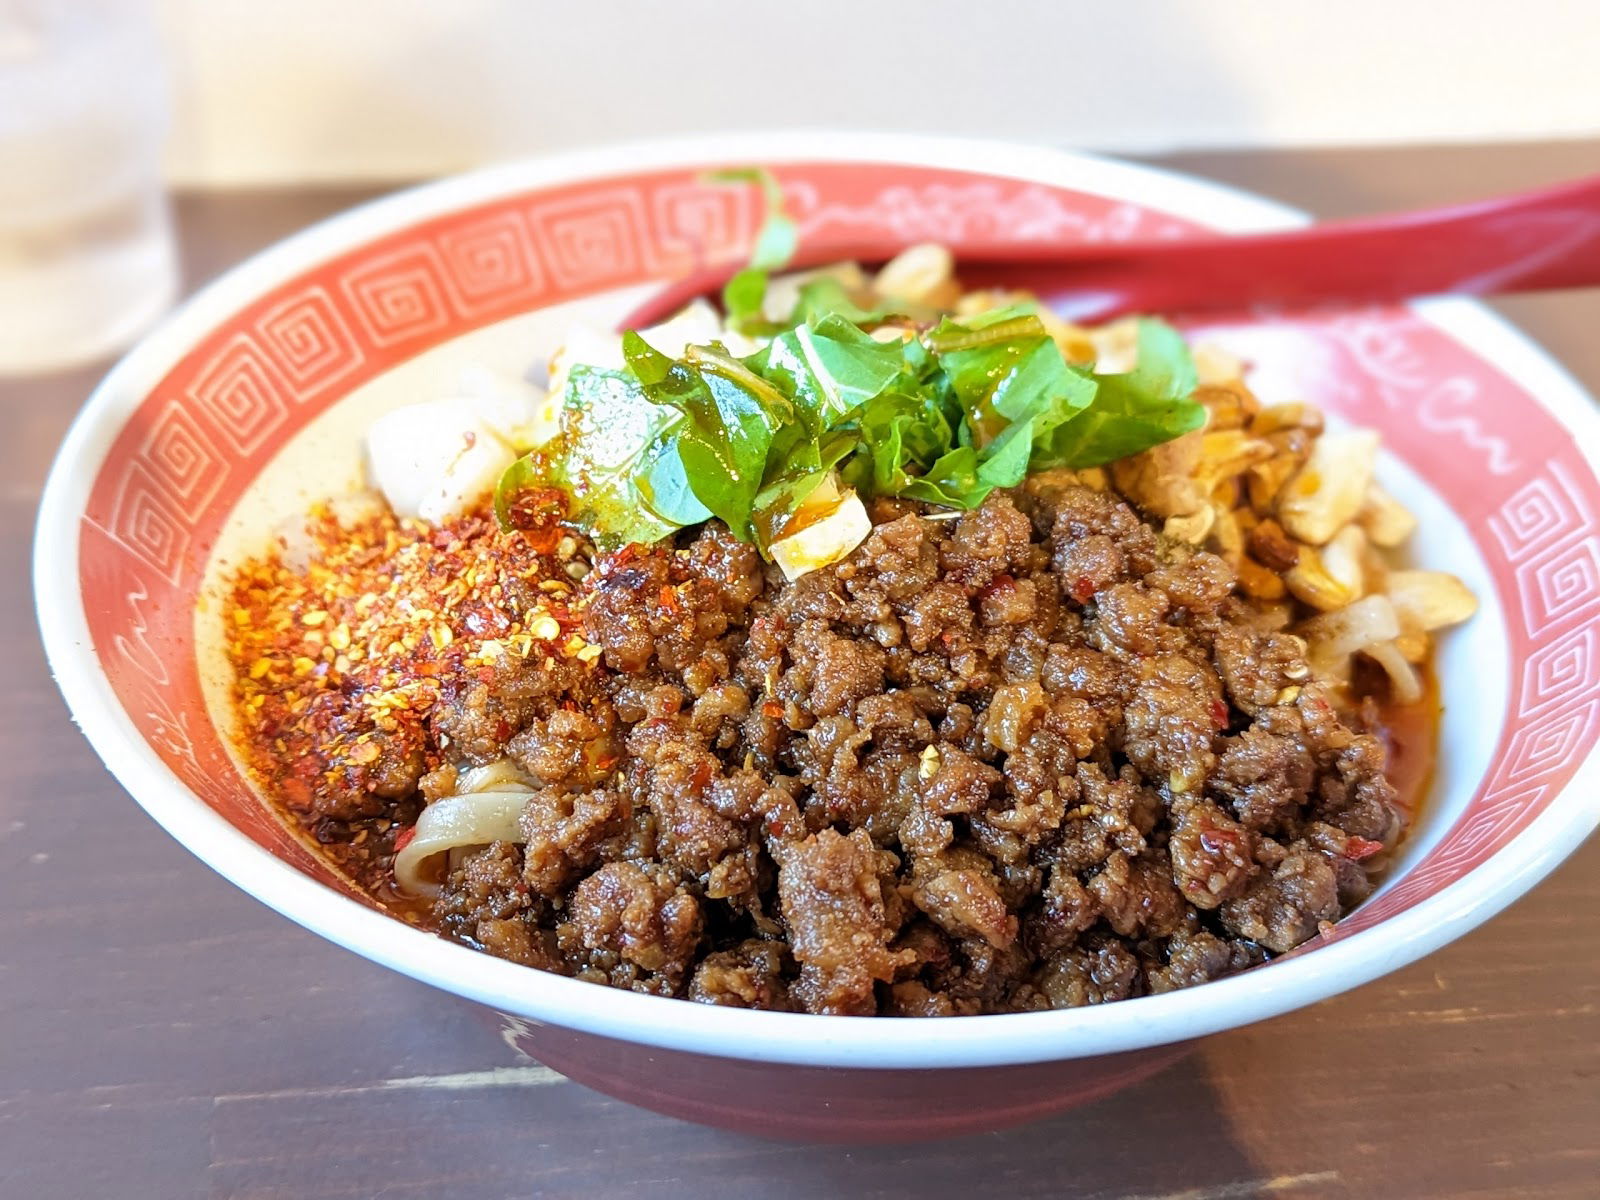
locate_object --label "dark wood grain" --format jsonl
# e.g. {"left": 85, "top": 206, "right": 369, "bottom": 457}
{"left": 3, "top": 142, "right": 1597, "bottom": 1200}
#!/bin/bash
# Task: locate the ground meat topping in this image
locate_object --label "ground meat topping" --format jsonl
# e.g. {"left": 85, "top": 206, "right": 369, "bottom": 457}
{"left": 688, "top": 939, "right": 796, "bottom": 1010}
{"left": 777, "top": 829, "right": 915, "bottom": 1015}
{"left": 560, "top": 861, "right": 703, "bottom": 988}
{"left": 230, "top": 487, "right": 1430, "bottom": 1015}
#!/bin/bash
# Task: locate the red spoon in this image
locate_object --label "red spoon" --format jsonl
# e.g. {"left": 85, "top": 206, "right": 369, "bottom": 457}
{"left": 620, "top": 172, "right": 1600, "bottom": 329}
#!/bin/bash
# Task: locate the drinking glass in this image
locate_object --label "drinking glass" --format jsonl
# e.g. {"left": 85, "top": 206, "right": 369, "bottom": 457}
{"left": 0, "top": 0, "right": 177, "bottom": 374}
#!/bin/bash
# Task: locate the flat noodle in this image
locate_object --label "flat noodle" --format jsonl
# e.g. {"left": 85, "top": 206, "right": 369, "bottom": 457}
{"left": 456, "top": 759, "right": 535, "bottom": 793}
{"left": 394, "top": 789, "right": 531, "bottom": 898}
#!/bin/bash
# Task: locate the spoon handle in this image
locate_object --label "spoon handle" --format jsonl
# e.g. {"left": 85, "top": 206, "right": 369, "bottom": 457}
{"left": 998, "top": 171, "right": 1600, "bottom": 321}
{"left": 620, "top": 173, "right": 1600, "bottom": 329}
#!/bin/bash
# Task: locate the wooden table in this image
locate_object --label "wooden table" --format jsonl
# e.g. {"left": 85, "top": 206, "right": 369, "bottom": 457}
{"left": 4, "top": 143, "right": 1597, "bottom": 1200}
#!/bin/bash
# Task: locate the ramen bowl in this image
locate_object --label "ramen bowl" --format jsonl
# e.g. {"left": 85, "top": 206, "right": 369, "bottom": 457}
{"left": 35, "top": 134, "right": 1600, "bottom": 1141}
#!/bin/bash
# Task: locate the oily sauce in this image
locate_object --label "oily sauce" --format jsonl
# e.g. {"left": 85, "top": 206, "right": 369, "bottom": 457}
{"left": 1370, "top": 665, "right": 1441, "bottom": 834}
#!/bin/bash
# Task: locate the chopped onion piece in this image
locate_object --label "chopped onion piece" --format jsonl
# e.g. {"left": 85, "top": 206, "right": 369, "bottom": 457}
{"left": 1386, "top": 569, "right": 1479, "bottom": 632}
{"left": 1299, "top": 593, "right": 1401, "bottom": 681}
{"left": 364, "top": 399, "right": 516, "bottom": 524}
{"left": 1362, "top": 639, "right": 1423, "bottom": 704}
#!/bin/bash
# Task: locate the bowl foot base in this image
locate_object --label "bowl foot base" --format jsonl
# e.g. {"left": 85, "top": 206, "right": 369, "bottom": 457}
{"left": 494, "top": 1011, "right": 1193, "bottom": 1143}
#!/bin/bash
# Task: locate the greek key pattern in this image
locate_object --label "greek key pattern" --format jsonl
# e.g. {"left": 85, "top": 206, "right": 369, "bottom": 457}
{"left": 75, "top": 162, "right": 1599, "bottom": 932}
{"left": 795, "top": 181, "right": 1197, "bottom": 245}
{"left": 1490, "top": 460, "right": 1595, "bottom": 560}
{"left": 255, "top": 285, "right": 365, "bottom": 396}
{"left": 1330, "top": 451, "right": 1600, "bottom": 939}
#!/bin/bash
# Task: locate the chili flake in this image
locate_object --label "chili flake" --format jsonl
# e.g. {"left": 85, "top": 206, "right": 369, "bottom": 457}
{"left": 224, "top": 501, "right": 600, "bottom": 834}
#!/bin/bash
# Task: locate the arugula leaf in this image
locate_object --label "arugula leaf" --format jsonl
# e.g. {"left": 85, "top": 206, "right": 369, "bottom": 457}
{"left": 622, "top": 333, "right": 785, "bottom": 537}
{"left": 741, "top": 320, "right": 917, "bottom": 541}
{"left": 721, "top": 269, "right": 769, "bottom": 327}
{"left": 704, "top": 168, "right": 797, "bottom": 330}
{"left": 976, "top": 419, "right": 1038, "bottom": 488}
{"left": 496, "top": 166, "right": 1210, "bottom": 557}
{"left": 790, "top": 275, "right": 886, "bottom": 327}
{"left": 856, "top": 384, "right": 1038, "bottom": 510}
{"left": 751, "top": 428, "right": 857, "bottom": 548}
{"left": 530, "top": 365, "right": 689, "bottom": 548}
{"left": 892, "top": 431, "right": 1030, "bottom": 507}
{"left": 753, "top": 316, "right": 911, "bottom": 426}
{"left": 846, "top": 387, "right": 959, "bottom": 493}
{"left": 898, "top": 446, "right": 981, "bottom": 506}
{"left": 620, "top": 326, "right": 674, "bottom": 385}
{"left": 637, "top": 444, "right": 716, "bottom": 527}
{"left": 927, "top": 310, "right": 1097, "bottom": 457}
{"left": 1040, "top": 318, "right": 1203, "bottom": 468}
{"left": 922, "top": 306, "right": 1041, "bottom": 351}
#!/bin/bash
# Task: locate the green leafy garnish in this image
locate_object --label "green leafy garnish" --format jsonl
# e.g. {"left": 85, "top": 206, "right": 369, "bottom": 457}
{"left": 494, "top": 176, "right": 1206, "bottom": 553}
{"left": 498, "top": 311, "right": 1202, "bottom": 552}
{"left": 535, "top": 364, "right": 691, "bottom": 546}
{"left": 1039, "top": 317, "right": 1204, "bottom": 467}
{"left": 753, "top": 316, "right": 912, "bottom": 425}
{"left": 704, "top": 168, "right": 797, "bottom": 331}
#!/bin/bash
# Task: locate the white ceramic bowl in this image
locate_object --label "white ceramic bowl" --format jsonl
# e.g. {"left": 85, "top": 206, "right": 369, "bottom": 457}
{"left": 36, "top": 134, "right": 1600, "bottom": 1140}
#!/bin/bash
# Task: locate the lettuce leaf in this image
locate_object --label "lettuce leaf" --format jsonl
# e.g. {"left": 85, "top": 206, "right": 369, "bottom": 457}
{"left": 752, "top": 316, "right": 913, "bottom": 426}
{"left": 928, "top": 311, "right": 1095, "bottom": 443}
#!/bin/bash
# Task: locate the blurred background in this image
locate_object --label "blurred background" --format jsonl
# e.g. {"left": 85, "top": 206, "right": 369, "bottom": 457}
{"left": 157, "top": 0, "right": 1600, "bottom": 185}
{"left": 4, "top": 0, "right": 1598, "bottom": 374}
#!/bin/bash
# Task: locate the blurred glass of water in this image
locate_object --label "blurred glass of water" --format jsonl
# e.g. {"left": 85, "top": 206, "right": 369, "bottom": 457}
{"left": 0, "top": 0, "right": 177, "bottom": 374}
